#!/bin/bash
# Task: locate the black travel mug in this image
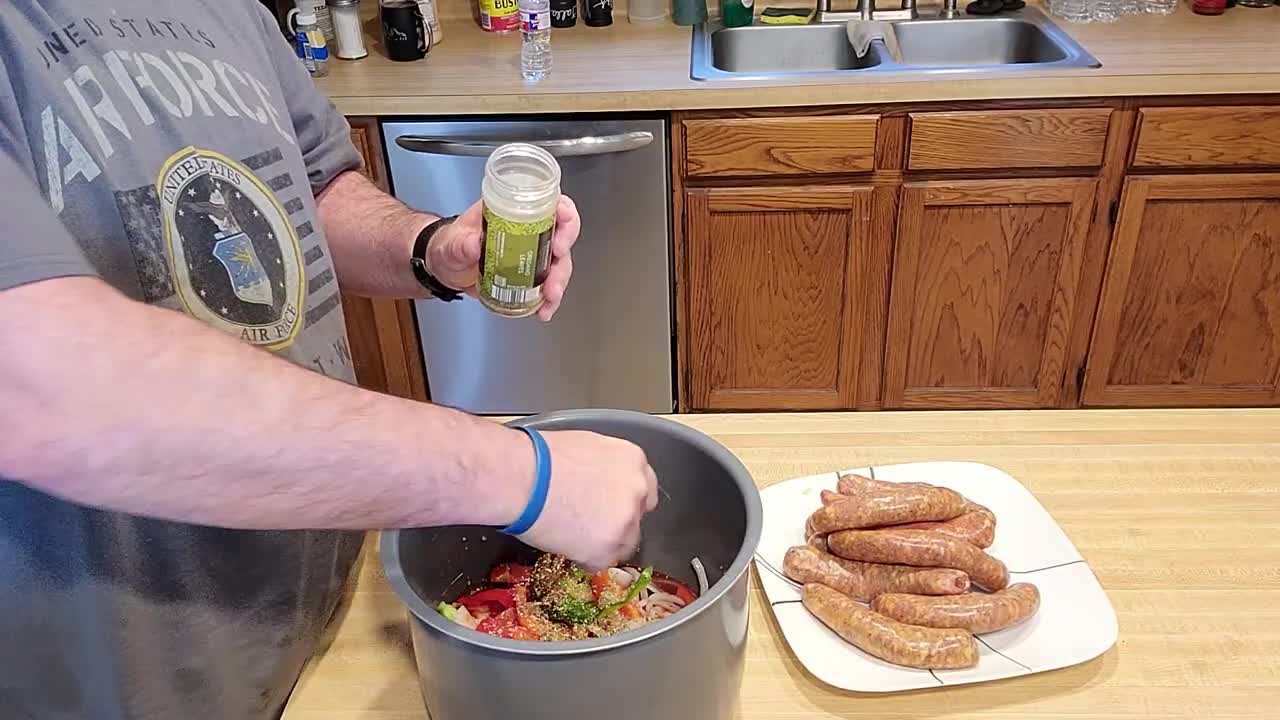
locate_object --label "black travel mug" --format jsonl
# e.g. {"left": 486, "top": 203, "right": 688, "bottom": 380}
{"left": 551, "top": 0, "right": 578, "bottom": 27}
{"left": 381, "top": 0, "right": 429, "bottom": 61}
{"left": 582, "top": 0, "right": 613, "bottom": 26}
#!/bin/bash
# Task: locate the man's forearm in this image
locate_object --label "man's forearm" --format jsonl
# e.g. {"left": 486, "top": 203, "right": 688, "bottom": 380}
{"left": 0, "top": 277, "right": 533, "bottom": 530}
{"left": 316, "top": 169, "right": 435, "bottom": 298}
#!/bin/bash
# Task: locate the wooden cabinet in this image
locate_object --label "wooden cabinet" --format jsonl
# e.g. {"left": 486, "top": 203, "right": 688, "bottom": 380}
{"left": 684, "top": 186, "right": 875, "bottom": 410}
{"left": 343, "top": 117, "right": 428, "bottom": 401}
{"left": 1082, "top": 173, "right": 1280, "bottom": 407}
{"left": 674, "top": 100, "right": 1280, "bottom": 412}
{"left": 884, "top": 178, "right": 1096, "bottom": 409}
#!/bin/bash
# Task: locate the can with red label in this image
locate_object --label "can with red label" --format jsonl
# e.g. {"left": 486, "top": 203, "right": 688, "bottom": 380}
{"left": 479, "top": 0, "right": 520, "bottom": 31}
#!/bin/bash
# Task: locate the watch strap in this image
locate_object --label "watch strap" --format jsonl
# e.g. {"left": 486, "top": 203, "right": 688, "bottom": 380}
{"left": 411, "top": 215, "right": 463, "bottom": 302}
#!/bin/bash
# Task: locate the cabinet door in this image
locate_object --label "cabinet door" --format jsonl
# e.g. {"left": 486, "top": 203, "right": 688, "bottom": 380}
{"left": 684, "top": 186, "right": 873, "bottom": 411}
{"left": 884, "top": 178, "right": 1096, "bottom": 409}
{"left": 1083, "top": 174, "right": 1280, "bottom": 407}
{"left": 343, "top": 118, "right": 428, "bottom": 401}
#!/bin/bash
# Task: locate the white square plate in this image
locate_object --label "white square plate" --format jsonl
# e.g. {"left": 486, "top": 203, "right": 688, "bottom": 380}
{"left": 754, "top": 461, "right": 1118, "bottom": 692}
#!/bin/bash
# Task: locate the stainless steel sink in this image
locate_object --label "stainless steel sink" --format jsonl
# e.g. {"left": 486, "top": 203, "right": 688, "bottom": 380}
{"left": 892, "top": 17, "right": 1069, "bottom": 66}
{"left": 710, "top": 23, "right": 884, "bottom": 74}
{"left": 690, "top": 7, "right": 1100, "bottom": 81}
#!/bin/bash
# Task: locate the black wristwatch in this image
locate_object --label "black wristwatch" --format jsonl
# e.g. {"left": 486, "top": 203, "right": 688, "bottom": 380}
{"left": 410, "top": 215, "right": 463, "bottom": 302}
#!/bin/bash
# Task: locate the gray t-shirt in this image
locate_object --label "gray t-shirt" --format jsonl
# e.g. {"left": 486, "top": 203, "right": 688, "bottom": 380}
{"left": 0, "top": 2, "right": 368, "bottom": 718}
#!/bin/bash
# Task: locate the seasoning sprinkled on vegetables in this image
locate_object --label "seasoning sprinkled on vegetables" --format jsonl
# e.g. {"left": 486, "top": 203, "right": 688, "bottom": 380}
{"left": 438, "top": 553, "right": 701, "bottom": 641}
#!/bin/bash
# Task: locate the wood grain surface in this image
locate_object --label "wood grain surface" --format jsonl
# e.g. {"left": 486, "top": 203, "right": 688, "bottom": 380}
{"left": 314, "top": 9, "right": 1280, "bottom": 115}
{"left": 1132, "top": 106, "right": 1280, "bottom": 168}
{"left": 884, "top": 179, "right": 1096, "bottom": 409}
{"left": 907, "top": 109, "right": 1112, "bottom": 170}
{"left": 684, "top": 116, "right": 879, "bottom": 178}
{"left": 282, "top": 408, "right": 1280, "bottom": 720}
{"left": 1084, "top": 174, "right": 1280, "bottom": 407}
{"left": 340, "top": 119, "right": 428, "bottom": 401}
{"left": 685, "top": 186, "right": 871, "bottom": 410}
{"left": 1061, "top": 103, "right": 1138, "bottom": 408}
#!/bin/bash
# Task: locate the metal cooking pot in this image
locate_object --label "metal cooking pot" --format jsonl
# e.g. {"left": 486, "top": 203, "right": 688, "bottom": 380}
{"left": 382, "top": 409, "right": 763, "bottom": 720}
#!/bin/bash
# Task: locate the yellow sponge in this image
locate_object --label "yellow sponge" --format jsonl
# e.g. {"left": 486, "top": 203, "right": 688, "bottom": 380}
{"left": 759, "top": 7, "right": 815, "bottom": 23}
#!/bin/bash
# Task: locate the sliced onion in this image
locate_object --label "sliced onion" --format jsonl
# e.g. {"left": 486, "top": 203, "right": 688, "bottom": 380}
{"left": 691, "top": 557, "right": 709, "bottom": 596}
{"left": 454, "top": 605, "right": 480, "bottom": 630}
{"left": 608, "top": 567, "right": 634, "bottom": 588}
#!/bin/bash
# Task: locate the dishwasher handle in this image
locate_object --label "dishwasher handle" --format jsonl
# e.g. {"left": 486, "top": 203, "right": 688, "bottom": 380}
{"left": 395, "top": 131, "right": 654, "bottom": 159}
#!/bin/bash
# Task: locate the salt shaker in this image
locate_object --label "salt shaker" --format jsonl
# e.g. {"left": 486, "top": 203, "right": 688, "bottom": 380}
{"left": 329, "top": 0, "right": 368, "bottom": 59}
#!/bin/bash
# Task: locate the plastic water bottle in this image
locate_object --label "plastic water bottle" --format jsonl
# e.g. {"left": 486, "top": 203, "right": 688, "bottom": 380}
{"left": 520, "top": 0, "right": 552, "bottom": 81}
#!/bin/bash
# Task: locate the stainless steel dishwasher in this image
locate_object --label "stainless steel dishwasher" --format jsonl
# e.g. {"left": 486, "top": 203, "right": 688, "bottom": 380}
{"left": 383, "top": 119, "right": 673, "bottom": 415}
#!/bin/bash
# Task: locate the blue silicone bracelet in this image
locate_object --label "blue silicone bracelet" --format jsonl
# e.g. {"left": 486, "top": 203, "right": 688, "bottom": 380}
{"left": 501, "top": 427, "right": 552, "bottom": 536}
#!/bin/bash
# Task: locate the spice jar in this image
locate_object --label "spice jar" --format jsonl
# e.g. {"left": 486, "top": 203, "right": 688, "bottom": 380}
{"left": 479, "top": 143, "right": 562, "bottom": 318}
{"left": 328, "top": 0, "right": 368, "bottom": 59}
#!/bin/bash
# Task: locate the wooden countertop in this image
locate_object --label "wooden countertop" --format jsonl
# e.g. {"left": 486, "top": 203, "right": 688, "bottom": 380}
{"left": 282, "top": 408, "right": 1280, "bottom": 720}
{"left": 316, "top": 6, "right": 1280, "bottom": 115}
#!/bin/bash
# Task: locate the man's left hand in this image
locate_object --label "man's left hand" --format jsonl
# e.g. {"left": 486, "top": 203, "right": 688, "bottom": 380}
{"left": 426, "top": 196, "right": 581, "bottom": 322}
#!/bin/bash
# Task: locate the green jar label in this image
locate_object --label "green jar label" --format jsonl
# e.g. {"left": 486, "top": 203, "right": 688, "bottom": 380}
{"left": 480, "top": 207, "right": 555, "bottom": 311}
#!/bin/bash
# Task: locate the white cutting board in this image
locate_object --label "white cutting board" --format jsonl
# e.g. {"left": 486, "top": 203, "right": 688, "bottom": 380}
{"left": 754, "top": 461, "right": 1118, "bottom": 692}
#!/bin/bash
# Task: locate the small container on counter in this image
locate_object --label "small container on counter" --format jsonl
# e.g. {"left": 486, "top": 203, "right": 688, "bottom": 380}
{"left": 479, "top": 143, "right": 561, "bottom": 318}
{"left": 1192, "top": 0, "right": 1225, "bottom": 13}
{"left": 550, "top": 0, "right": 578, "bottom": 26}
{"left": 293, "top": 11, "right": 331, "bottom": 76}
{"left": 629, "top": 0, "right": 669, "bottom": 22}
{"left": 416, "top": 0, "right": 444, "bottom": 44}
{"left": 479, "top": 0, "right": 521, "bottom": 31}
{"left": 290, "top": 0, "right": 336, "bottom": 43}
{"left": 582, "top": 0, "right": 614, "bottom": 26}
{"left": 673, "top": 0, "right": 709, "bottom": 25}
{"left": 329, "top": 0, "right": 368, "bottom": 59}
{"left": 720, "top": 0, "right": 753, "bottom": 26}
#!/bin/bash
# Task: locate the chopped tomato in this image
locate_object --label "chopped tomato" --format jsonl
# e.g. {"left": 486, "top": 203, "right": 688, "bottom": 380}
{"left": 489, "top": 563, "right": 532, "bottom": 585}
{"left": 589, "top": 570, "right": 615, "bottom": 602}
{"left": 475, "top": 608, "right": 514, "bottom": 634}
{"left": 513, "top": 586, "right": 538, "bottom": 628}
{"left": 617, "top": 600, "right": 644, "bottom": 620}
{"left": 455, "top": 588, "right": 516, "bottom": 614}
{"left": 475, "top": 608, "right": 540, "bottom": 641}
{"left": 652, "top": 573, "right": 698, "bottom": 605}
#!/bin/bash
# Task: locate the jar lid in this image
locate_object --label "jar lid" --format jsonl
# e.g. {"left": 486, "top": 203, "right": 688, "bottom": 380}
{"left": 328, "top": 0, "right": 360, "bottom": 6}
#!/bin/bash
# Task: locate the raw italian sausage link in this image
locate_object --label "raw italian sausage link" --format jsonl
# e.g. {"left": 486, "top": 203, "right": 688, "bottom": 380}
{"left": 871, "top": 583, "right": 1040, "bottom": 634}
{"left": 820, "top": 489, "right": 844, "bottom": 506}
{"left": 802, "top": 583, "right": 979, "bottom": 670}
{"left": 836, "top": 473, "right": 932, "bottom": 496}
{"left": 807, "top": 533, "right": 830, "bottom": 552}
{"left": 783, "top": 546, "right": 970, "bottom": 602}
{"left": 893, "top": 507, "right": 997, "bottom": 549}
{"left": 808, "top": 487, "right": 966, "bottom": 535}
{"left": 828, "top": 529, "right": 1010, "bottom": 591}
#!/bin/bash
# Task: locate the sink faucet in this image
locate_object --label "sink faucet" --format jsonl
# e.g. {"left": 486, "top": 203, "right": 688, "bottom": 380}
{"left": 816, "top": 0, "right": 918, "bottom": 22}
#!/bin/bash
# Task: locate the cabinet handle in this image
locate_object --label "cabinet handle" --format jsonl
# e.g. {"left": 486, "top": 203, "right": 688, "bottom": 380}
{"left": 395, "top": 132, "right": 654, "bottom": 158}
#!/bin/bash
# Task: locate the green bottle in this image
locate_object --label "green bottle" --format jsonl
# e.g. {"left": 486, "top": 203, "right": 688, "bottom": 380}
{"left": 720, "top": 0, "right": 753, "bottom": 26}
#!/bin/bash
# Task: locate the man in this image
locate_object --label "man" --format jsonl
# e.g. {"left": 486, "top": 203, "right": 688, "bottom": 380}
{"left": 0, "top": 2, "right": 657, "bottom": 719}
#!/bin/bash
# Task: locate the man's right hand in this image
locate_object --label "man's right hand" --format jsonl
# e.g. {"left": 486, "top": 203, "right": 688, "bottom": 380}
{"left": 517, "top": 430, "right": 659, "bottom": 570}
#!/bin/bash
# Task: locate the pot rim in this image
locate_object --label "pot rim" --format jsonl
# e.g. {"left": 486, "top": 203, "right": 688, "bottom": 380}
{"left": 381, "top": 409, "right": 763, "bottom": 657}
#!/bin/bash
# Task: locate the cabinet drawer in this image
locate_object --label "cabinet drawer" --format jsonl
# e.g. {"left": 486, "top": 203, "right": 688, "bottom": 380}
{"left": 907, "top": 109, "right": 1111, "bottom": 171}
{"left": 683, "top": 115, "right": 878, "bottom": 178}
{"left": 1132, "top": 106, "right": 1280, "bottom": 168}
